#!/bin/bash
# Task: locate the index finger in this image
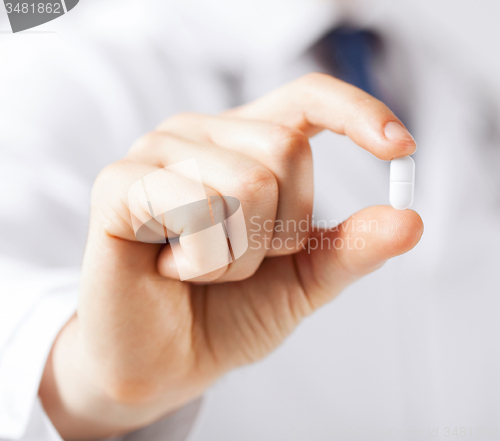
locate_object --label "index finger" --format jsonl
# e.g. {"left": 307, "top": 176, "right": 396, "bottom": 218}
{"left": 226, "top": 72, "right": 416, "bottom": 161}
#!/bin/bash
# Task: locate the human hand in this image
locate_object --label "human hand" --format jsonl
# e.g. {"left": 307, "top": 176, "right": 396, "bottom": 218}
{"left": 40, "top": 73, "right": 423, "bottom": 439}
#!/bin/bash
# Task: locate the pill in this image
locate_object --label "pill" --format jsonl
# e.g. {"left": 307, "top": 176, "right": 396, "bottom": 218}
{"left": 390, "top": 156, "right": 415, "bottom": 210}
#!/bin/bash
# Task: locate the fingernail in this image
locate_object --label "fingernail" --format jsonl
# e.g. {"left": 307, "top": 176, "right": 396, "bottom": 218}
{"left": 384, "top": 121, "right": 415, "bottom": 143}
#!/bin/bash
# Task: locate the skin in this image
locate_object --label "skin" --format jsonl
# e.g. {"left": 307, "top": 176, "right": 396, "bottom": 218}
{"left": 38, "top": 73, "right": 423, "bottom": 439}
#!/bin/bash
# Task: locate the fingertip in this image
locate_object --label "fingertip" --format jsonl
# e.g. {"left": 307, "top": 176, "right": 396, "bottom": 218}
{"left": 344, "top": 205, "right": 423, "bottom": 268}
{"left": 381, "top": 121, "right": 417, "bottom": 160}
{"left": 293, "top": 206, "right": 423, "bottom": 307}
{"left": 399, "top": 209, "right": 423, "bottom": 250}
{"left": 157, "top": 244, "right": 180, "bottom": 279}
{"left": 387, "top": 141, "right": 417, "bottom": 160}
{"left": 187, "top": 266, "right": 229, "bottom": 284}
{"left": 378, "top": 206, "right": 424, "bottom": 257}
{"left": 157, "top": 243, "right": 229, "bottom": 283}
{"left": 375, "top": 144, "right": 416, "bottom": 162}
{"left": 349, "top": 118, "right": 417, "bottom": 161}
{"left": 384, "top": 121, "right": 415, "bottom": 143}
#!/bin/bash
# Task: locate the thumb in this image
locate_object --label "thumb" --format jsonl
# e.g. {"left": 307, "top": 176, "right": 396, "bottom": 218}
{"left": 295, "top": 206, "right": 424, "bottom": 310}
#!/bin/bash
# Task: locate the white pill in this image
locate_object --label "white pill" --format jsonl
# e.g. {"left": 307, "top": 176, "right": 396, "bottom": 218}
{"left": 390, "top": 156, "right": 415, "bottom": 210}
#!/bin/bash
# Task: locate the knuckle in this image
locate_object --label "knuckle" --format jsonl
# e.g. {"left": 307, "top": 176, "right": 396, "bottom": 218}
{"left": 158, "top": 112, "right": 198, "bottom": 131}
{"left": 90, "top": 161, "right": 129, "bottom": 206}
{"left": 93, "top": 161, "right": 124, "bottom": 190}
{"left": 268, "top": 125, "right": 309, "bottom": 160}
{"left": 235, "top": 165, "right": 278, "bottom": 203}
{"left": 128, "top": 131, "right": 166, "bottom": 155}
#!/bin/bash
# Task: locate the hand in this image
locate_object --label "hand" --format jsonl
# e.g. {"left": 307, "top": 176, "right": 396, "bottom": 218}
{"left": 39, "top": 73, "right": 423, "bottom": 439}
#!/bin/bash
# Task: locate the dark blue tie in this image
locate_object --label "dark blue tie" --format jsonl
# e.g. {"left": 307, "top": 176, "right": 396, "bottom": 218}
{"left": 315, "top": 26, "right": 382, "bottom": 100}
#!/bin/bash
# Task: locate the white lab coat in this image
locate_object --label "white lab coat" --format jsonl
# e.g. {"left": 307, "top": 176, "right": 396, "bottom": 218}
{"left": 1, "top": 1, "right": 499, "bottom": 440}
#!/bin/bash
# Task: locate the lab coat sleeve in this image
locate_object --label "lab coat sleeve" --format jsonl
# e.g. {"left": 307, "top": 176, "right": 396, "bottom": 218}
{"left": 0, "top": 28, "right": 201, "bottom": 441}
{"left": 0, "top": 264, "right": 79, "bottom": 439}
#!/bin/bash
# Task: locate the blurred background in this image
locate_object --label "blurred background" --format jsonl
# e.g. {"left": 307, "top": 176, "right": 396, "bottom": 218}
{"left": 1, "top": 1, "right": 499, "bottom": 440}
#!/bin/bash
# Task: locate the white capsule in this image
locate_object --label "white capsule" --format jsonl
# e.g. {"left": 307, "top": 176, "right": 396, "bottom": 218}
{"left": 390, "top": 156, "right": 415, "bottom": 210}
